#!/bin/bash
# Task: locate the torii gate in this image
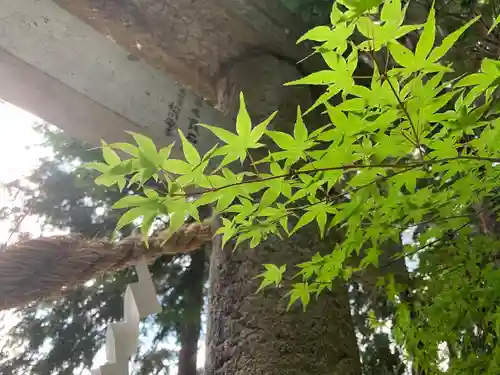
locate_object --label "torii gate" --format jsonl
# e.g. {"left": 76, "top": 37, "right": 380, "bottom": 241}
{"left": 0, "top": 1, "right": 362, "bottom": 375}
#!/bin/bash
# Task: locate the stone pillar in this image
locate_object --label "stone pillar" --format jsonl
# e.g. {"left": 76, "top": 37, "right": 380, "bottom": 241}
{"left": 205, "top": 54, "right": 361, "bottom": 375}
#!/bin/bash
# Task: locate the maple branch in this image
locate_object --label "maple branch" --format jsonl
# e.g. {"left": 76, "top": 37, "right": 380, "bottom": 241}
{"left": 175, "top": 156, "right": 500, "bottom": 198}
{"left": 383, "top": 73, "right": 425, "bottom": 161}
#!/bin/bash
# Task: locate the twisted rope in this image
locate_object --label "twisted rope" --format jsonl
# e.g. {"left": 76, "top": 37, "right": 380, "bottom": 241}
{"left": 0, "top": 221, "right": 212, "bottom": 311}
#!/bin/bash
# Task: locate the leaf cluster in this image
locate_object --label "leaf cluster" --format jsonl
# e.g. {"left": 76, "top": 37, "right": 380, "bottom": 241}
{"left": 88, "top": 1, "right": 500, "bottom": 372}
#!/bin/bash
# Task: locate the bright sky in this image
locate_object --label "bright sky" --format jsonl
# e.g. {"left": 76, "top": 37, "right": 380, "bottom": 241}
{"left": 0, "top": 100, "right": 50, "bottom": 243}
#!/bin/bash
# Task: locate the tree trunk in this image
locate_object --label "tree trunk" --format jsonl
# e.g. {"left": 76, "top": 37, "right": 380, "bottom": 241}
{"left": 177, "top": 248, "right": 206, "bottom": 375}
{"left": 205, "top": 53, "right": 361, "bottom": 375}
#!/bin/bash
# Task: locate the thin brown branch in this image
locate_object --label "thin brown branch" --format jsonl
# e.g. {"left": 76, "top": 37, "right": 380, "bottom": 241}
{"left": 400, "top": 130, "right": 419, "bottom": 148}
{"left": 437, "top": 0, "right": 455, "bottom": 13}
{"left": 366, "top": 45, "right": 423, "bottom": 159}
{"left": 247, "top": 151, "right": 260, "bottom": 175}
{"left": 360, "top": 214, "right": 471, "bottom": 231}
{"left": 3, "top": 213, "right": 28, "bottom": 247}
{"left": 383, "top": 74, "right": 425, "bottom": 161}
{"left": 380, "top": 206, "right": 492, "bottom": 270}
{"left": 175, "top": 156, "right": 500, "bottom": 198}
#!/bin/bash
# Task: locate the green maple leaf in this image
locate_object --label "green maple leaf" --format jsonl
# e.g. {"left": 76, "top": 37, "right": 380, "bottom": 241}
{"left": 255, "top": 264, "right": 287, "bottom": 292}
{"left": 287, "top": 282, "right": 312, "bottom": 311}
{"left": 201, "top": 93, "right": 276, "bottom": 169}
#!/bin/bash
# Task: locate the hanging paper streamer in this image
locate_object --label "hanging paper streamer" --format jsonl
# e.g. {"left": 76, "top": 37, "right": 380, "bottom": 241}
{"left": 91, "top": 257, "right": 161, "bottom": 375}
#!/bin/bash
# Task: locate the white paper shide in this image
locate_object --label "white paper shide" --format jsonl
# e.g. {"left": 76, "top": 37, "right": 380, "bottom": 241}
{"left": 91, "top": 258, "right": 161, "bottom": 375}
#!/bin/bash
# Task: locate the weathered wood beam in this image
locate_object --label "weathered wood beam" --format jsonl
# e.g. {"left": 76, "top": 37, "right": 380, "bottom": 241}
{"left": 0, "top": 0, "right": 229, "bottom": 154}
{"left": 0, "top": 0, "right": 313, "bottom": 154}
{"left": 52, "top": 0, "right": 313, "bottom": 104}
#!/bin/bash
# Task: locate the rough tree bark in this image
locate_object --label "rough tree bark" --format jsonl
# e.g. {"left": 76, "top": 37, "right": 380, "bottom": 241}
{"left": 177, "top": 247, "right": 206, "bottom": 375}
{"left": 205, "top": 54, "right": 362, "bottom": 375}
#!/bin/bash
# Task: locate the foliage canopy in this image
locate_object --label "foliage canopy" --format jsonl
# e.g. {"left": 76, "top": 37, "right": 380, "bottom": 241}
{"left": 89, "top": 1, "right": 500, "bottom": 373}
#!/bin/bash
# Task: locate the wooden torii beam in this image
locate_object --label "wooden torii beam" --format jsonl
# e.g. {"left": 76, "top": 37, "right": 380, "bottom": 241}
{"left": 0, "top": 0, "right": 312, "bottom": 151}
{"left": 52, "top": 0, "right": 311, "bottom": 103}
{"left": 0, "top": 0, "right": 219, "bottom": 154}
